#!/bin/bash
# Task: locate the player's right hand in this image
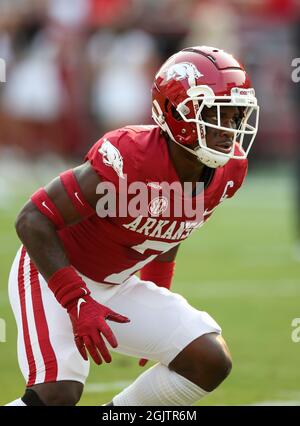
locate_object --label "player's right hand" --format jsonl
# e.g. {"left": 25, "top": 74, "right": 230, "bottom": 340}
{"left": 68, "top": 295, "right": 130, "bottom": 365}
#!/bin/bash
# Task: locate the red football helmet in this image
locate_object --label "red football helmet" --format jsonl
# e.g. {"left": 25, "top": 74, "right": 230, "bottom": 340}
{"left": 152, "top": 46, "right": 259, "bottom": 168}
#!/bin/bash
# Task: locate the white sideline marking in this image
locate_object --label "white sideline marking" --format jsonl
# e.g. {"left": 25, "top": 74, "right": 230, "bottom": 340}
{"left": 85, "top": 381, "right": 131, "bottom": 393}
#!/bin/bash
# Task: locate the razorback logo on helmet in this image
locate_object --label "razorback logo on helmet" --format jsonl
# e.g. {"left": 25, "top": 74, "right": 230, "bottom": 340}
{"left": 164, "top": 62, "right": 203, "bottom": 83}
{"left": 98, "top": 139, "right": 125, "bottom": 179}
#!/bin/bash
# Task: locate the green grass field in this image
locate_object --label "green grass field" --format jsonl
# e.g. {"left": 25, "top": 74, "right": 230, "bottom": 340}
{"left": 0, "top": 163, "right": 300, "bottom": 406}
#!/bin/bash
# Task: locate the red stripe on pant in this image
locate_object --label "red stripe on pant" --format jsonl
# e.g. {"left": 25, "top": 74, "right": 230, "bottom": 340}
{"left": 18, "top": 247, "right": 37, "bottom": 386}
{"left": 29, "top": 259, "right": 58, "bottom": 384}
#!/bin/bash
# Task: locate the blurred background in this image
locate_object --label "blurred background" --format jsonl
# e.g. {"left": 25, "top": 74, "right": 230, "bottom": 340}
{"left": 1, "top": 0, "right": 300, "bottom": 406}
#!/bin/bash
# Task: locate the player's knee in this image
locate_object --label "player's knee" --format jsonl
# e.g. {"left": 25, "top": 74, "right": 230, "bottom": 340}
{"left": 194, "top": 334, "right": 232, "bottom": 386}
{"left": 205, "top": 340, "right": 233, "bottom": 383}
{"left": 169, "top": 333, "right": 232, "bottom": 391}
{"left": 29, "top": 381, "right": 83, "bottom": 406}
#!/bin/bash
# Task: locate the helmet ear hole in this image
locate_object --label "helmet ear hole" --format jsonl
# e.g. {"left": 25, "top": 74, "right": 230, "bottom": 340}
{"left": 164, "top": 98, "right": 182, "bottom": 121}
{"left": 170, "top": 105, "right": 183, "bottom": 121}
{"left": 164, "top": 99, "right": 169, "bottom": 112}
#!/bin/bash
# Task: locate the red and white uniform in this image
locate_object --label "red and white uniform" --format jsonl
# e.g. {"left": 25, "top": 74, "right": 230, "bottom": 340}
{"left": 8, "top": 125, "right": 247, "bottom": 387}
{"left": 59, "top": 125, "right": 247, "bottom": 283}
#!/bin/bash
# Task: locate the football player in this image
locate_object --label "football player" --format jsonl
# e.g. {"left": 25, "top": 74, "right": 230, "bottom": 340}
{"left": 6, "top": 46, "right": 259, "bottom": 406}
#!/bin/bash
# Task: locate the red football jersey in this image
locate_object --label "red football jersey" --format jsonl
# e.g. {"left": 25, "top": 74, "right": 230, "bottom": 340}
{"left": 58, "top": 125, "right": 247, "bottom": 284}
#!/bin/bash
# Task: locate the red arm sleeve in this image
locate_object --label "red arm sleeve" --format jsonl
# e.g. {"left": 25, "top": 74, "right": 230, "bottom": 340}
{"left": 140, "top": 260, "right": 176, "bottom": 289}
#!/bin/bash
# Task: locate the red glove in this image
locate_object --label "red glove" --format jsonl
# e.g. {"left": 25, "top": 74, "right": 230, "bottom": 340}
{"left": 48, "top": 266, "right": 130, "bottom": 365}
{"left": 68, "top": 295, "right": 130, "bottom": 365}
{"left": 139, "top": 358, "right": 148, "bottom": 367}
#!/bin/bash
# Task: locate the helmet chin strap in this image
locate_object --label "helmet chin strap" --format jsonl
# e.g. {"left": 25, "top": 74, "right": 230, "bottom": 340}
{"left": 173, "top": 139, "right": 230, "bottom": 168}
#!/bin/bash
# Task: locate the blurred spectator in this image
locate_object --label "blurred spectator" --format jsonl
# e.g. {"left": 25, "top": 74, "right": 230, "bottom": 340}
{"left": 0, "top": 0, "right": 92, "bottom": 156}
{"left": 88, "top": 0, "right": 137, "bottom": 28}
{"left": 87, "top": 25, "right": 159, "bottom": 133}
{"left": 47, "top": 0, "right": 89, "bottom": 29}
{"left": 231, "top": 0, "right": 297, "bottom": 162}
{"left": 291, "top": 6, "right": 300, "bottom": 257}
{"left": 0, "top": 29, "right": 65, "bottom": 155}
{"left": 182, "top": 0, "right": 240, "bottom": 57}
{"left": 0, "top": 0, "right": 298, "bottom": 163}
{"left": 140, "top": 0, "right": 195, "bottom": 58}
{"left": 2, "top": 35, "right": 63, "bottom": 123}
